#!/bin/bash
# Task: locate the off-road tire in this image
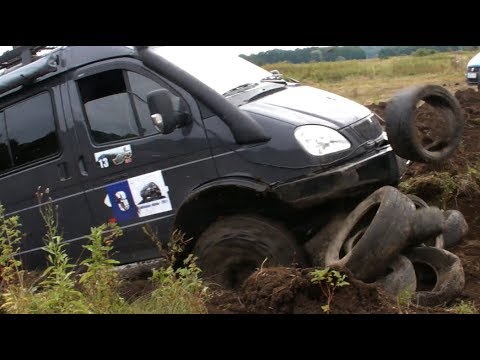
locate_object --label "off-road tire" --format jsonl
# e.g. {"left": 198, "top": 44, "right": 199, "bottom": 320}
{"left": 194, "top": 215, "right": 307, "bottom": 289}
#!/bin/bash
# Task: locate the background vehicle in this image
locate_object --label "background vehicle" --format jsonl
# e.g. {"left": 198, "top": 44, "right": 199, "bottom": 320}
{"left": 466, "top": 51, "right": 480, "bottom": 85}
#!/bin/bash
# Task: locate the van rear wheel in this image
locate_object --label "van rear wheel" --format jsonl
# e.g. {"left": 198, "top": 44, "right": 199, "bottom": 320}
{"left": 193, "top": 215, "right": 307, "bottom": 289}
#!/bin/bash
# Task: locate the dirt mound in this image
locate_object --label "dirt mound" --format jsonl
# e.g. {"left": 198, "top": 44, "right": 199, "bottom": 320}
{"left": 239, "top": 267, "right": 397, "bottom": 314}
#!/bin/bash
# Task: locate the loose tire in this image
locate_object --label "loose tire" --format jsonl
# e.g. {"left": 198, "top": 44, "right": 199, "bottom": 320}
{"left": 409, "top": 207, "right": 444, "bottom": 246}
{"left": 323, "top": 186, "right": 416, "bottom": 282}
{"left": 375, "top": 255, "right": 417, "bottom": 297}
{"left": 406, "top": 246, "right": 465, "bottom": 307}
{"left": 194, "top": 215, "right": 307, "bottom": 289}
{"left": 385, "top": 85, "right": 464, "bottom": 163}
{"left": 442, "top": 210, "right": 468, "bottom": 248}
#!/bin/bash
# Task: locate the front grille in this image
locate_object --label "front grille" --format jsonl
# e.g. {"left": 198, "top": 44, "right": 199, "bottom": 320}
{"left": 468, "top": 66, "right": 480, "bottom": 73}
{"left": 352, "top": 115, "right": 383, "bottom": 141}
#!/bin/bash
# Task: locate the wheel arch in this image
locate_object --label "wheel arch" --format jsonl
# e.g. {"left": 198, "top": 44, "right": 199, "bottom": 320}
{"left": 172, "top": 176, "right": 295, "bottom": 259}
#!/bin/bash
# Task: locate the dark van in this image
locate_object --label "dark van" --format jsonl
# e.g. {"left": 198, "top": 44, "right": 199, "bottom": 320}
{"left": 0, "top": 46, "right": 461, "bottom": 288}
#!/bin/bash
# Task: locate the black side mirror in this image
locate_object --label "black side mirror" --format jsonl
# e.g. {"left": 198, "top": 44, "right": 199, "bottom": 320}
{"left": 147, "top": 89, "right": 181, "bottom": 135}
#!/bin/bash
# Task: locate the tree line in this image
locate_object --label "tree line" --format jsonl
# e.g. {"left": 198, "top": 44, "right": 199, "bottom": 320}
{"left": 240, "top": 46, "right": 479, "bottom": 65}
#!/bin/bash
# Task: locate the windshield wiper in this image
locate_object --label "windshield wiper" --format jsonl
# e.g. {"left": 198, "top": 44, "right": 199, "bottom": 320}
{"left": 222, "top": 83, "right": 258, "bottom": 97}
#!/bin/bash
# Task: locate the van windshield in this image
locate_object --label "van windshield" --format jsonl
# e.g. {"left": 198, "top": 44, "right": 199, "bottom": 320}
{"left": 151, "top": 47, "right": 273, "bottom": 96}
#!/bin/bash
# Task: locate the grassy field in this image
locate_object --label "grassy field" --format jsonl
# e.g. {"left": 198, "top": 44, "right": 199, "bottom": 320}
{"left": 263, "top": 50, "right": 478, "bottom": 105}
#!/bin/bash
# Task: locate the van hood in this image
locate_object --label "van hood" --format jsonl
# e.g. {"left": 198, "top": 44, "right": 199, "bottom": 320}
{"left": 239, "top": 85, "right": 371, "bottom": 129}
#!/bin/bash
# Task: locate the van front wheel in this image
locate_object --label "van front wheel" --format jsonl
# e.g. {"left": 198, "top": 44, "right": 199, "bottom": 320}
{"left": 193, "top": 215, "right": 307, "bottom": 289}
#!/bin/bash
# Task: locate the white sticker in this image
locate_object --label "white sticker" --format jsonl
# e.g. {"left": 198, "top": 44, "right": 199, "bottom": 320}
{"left": 104, "top": 194, "right": 112, "bottom": 207}
{"left": 94, "top": 144, "right": 133, "bottom": 169}
{"left": 127, "top": 170, "right": 172, "bottom": 217}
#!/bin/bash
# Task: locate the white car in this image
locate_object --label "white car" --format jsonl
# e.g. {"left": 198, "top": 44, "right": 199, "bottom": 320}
{"left": 466, "top": 52, "right": 480, "bottom": 85}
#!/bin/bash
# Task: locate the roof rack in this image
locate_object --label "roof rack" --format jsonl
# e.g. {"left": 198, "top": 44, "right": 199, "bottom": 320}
{"left": 0, "top": 46, "right": 57, "bottom": 71}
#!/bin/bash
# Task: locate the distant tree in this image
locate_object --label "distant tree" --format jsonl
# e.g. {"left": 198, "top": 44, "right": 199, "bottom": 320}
{"left": 412, "top": 48, "right": 437, "bottom": 56}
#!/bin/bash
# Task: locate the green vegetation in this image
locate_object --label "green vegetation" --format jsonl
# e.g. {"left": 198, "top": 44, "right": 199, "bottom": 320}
{"left": 0, "top": 189, "right": 209, "bottom": 314}
{"left": 241, "top": 46, "right": 367, "bottom": 65}
{"left": 310, "top": 267, "right": 349, "bottom": 314}
{"left": 262, "top": 50, "right": 476, "bottom": 105}
{"left": 451, "top": 300, "right": 477, "bottom": 314}
{"left": 400, "top": 165, "right": 480, "bottom": 209}
{"left": 241, "top": 46, "right": 478, "bottom": 66}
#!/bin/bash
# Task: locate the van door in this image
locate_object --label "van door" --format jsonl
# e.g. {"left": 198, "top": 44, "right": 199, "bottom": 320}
{"left": 66, "top": 59, "right": 217, "bottom": 264}
{"left": 0, "top": 83, "right": 93, "bottom": 269}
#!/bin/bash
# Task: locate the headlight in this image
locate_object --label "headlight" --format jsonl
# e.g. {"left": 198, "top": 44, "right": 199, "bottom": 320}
{"left": 294, "top": 125, "right": 351, "bottom": 156}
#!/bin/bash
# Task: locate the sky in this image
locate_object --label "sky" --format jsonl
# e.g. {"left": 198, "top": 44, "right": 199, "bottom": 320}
{"left": 0, "top": 46, "right": 315, "bottom": 57}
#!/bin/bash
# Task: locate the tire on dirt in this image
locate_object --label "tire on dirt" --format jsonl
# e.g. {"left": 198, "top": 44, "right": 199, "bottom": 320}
{"left": 304, "top": 212, "right": 348, "bottom": 267}
{"left": 409, "top": 207, "right": 444, "bottom": 246}
{"left": 442, "top": 210, "right": 469, "bottom": 248}
{"left": 407, "top": 194, "right": 429, "bottom": 209}
{"left": 406, "top": 246, "right": 465, "bottom": 307}
{"left": 407, "top": 194, "right": 444, "bottom": 248}
{"left": 375, "top": 255, "right": 417, "bottom": 297}
{"left": 385, "top": 84, "right": 464, "bottom": 163}
{"left": 194, "top": 215, "right": 307, "bottom": 289}
{"left": 324, "top": 186, "right": 416, "bottom": 282}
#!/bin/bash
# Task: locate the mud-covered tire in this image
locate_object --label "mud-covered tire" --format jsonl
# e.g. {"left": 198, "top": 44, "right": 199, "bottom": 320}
{"left": 194, "top": 215, "right": 307, "bottom": 289}
{"left": 375, "top": 255, "right": 417, "bottom": 297}
{"left": 407, "top": 194, "right": 429, "bottom": 209}
{"left": 324, "top": 186, "right": 416, "bottom": 282}
{"left": 442, "top": 210, "right": 469, "bottom": 248}
{"left": 410, "top": 207, "right": 444, "bottom": 245}
{"left": 406, "top": 246, "right": 465, "bottom": 307}
{"left": 385, "top": 85, "right": 464, "bottom": 163}
{"left": 304, "top": 212, "right": 348, "bottom": 267}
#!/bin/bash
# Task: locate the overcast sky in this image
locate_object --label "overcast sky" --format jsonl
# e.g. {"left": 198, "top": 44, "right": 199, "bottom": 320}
{"left": 0, "top": 46, "right": 316, "bottom": 57}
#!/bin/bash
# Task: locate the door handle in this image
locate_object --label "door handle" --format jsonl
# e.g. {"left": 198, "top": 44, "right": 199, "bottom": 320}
{"left": 78, "top": 156, "right": 88, "bottom": 176}
{"left": 57, "top": 161, "right": 70, "bottom": 181}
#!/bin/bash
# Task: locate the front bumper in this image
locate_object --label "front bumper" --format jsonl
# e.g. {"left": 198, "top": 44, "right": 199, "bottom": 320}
{"left": 273, "top": 145, "right": 401, "bottom": 208}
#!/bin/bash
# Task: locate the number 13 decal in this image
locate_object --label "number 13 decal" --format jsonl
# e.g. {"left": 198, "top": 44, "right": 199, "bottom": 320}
{"left": 99, "top": 157, "right": 109, "bottom": 168}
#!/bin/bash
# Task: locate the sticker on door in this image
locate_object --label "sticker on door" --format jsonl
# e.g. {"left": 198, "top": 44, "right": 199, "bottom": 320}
{"left": 105, "top": 170, "right": 172, "bottom": 222}
{"left": 95, "top": 144, "right": 132, "bottom": 169}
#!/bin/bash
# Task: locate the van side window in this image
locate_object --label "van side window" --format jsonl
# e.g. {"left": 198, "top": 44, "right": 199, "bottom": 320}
{"left": 77, "top": 70, "right": 140, "bottom": 144}
{"left": 127, "top": 71, "right": 162, "bottom": 137}
{"left": 3, "top": 92, "right": 59, "bottom": 168}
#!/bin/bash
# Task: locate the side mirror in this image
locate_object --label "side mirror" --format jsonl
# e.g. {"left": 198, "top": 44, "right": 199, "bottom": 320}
{"left": 147, "top": 89, "right": 190, "bottom": 134}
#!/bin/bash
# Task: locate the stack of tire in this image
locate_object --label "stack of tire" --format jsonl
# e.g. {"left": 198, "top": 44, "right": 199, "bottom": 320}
{"left": 306, "top": 84, "right": 468, "bottom": 307}
{"left": 305, "top": 186, "right": 468, "bottom": 306}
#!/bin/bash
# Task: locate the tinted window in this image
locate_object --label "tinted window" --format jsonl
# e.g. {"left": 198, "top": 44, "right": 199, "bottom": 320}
{"left": 0, "top": 112, "right": 12, "bottom": 171}
{"left": 127, "top": 71, "right": 161, "bottom": 136}
{"left": 4, "top": 92, "right": 59, "bottom": 167}
{"left": 78, "top": 70, "right": 139, "bottom": 144}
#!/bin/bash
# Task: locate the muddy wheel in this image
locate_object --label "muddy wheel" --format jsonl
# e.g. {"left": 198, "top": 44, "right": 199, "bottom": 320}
{"left": 442, "top": 210, "right": 469, "bottom": 248}
{"left": 406, "top": 246, "right": 465, "bottom": 307}
{"left": 194, "top": 215, "right": 307, "bottom": 289}
{"left": 324, "top": 186, "right": 415, "bottom": 282}
{"left": 375, "top": 255, "right": 417, "bottom": 297}
{"left": 385, "top": 84, "right": 464, "bottom": 163}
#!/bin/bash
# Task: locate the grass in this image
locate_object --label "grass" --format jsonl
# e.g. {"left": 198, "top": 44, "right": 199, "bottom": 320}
{"left": 0, "top": 191, "right": 209, "bottom": 314}
{"left": 451, "top": 300, "right": 477, "bottom": 314}
{"left": 264, "top": 50, "right": 477, "bottom": 105}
